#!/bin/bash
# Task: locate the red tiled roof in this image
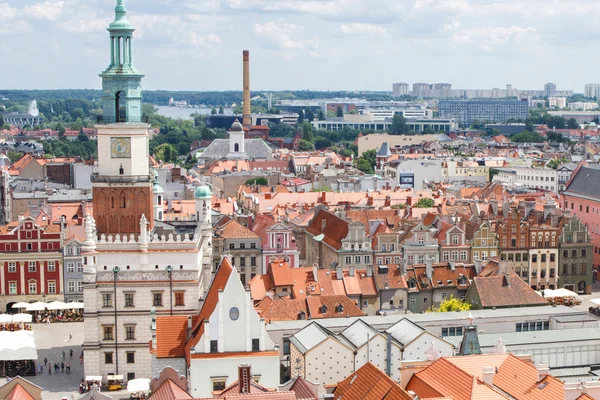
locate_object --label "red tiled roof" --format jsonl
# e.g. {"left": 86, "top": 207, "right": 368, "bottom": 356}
{"left": 306, "top": 210, "right": 348, "bottom": 250}
{"left": 269, "top": 259, "right": 294, "bottom": 287}
{"left": 156, "top": 315, "right": 199, "bottom": 358}
{"left": 471, "top": 272, "right": 547, "bottom": 308}
{"left": 305, "top": 295, "right": 363, "bottom": 319}
{"left": 149, "top": 378, "right": 192, "bottom": 400}
{"left": 289, "top": 377, "right": 318, "bottom": 400}
{"left": 333, "top": 362, "right": 413, "bottom": 400}
{"left": 217, "top": 220, "right": 259, "bottom": 239}
{"left": 6, "top": 384, "right": 34, "bottom": 400}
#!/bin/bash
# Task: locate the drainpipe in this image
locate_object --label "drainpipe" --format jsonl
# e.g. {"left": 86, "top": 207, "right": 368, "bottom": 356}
{"left": 386, "top": 333, "right": 392, "bottom": 377}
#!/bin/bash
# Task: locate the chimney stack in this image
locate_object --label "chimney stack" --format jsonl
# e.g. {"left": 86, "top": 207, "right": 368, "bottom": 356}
{"left": 242, "top": 50, "right": 251, "bottom": 126}
{"left": 238, "top": 364, "right": 251, "bottom": 394}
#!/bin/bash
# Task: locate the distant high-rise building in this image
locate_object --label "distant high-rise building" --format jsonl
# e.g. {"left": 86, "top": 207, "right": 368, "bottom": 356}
{"left": 412, "top": 82, "right": 431, "bottom": 98}
{"left": 392, "top": 82, "right": 409, "bottom": 97}
{"left": 544, "top": 82, "right": 557, "bottom": 97}
{"left": 438, "top": 100, "right": 529, "bottom": 126}
{"left": 584, "top": 83, "right": 600, "bottom": 100}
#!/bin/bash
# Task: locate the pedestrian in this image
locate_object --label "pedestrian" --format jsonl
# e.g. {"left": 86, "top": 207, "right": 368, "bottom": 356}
{"left": 61, "top": 351, "right": 65, "bottom": 360}
{"left": 48, "top": 365, "right": 51, "bottom": 375}
{"left": 66, "top": 363, "right": 70, "bottom": 373}
{"left": 68, "top": 334, "right": 72, "bottom": 342}
{"left": 80, "top": 352, "right": 84, "bottom": 364}
{"left": 55, "top": 363, "right": 59, "bottom": 373}
{"left": 44, "top": 357, "right": 47, "bottom": 366}
{"left": 61, "top": 362, "right": 64, "bottom": 372}
{"left": 69, "top": 349, "right": 73, "bottom": 359}
{"left": 38, "top": 363, "right": 43, "bottom": 374}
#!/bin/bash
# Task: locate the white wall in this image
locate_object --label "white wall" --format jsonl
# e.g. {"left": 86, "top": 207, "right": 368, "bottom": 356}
{"left": 305, "top": 337, "right": 355, "bottom": 385}
{"left": 354, "top": 334, "right": 403, "bottom": 383}
{"left": 96, "top": 125, "right": 149, "bottom": 177}
{"left": 403, "top": 332, "right": 454, "bottom": 361}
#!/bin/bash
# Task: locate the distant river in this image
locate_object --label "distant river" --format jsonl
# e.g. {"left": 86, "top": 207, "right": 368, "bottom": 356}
{"left": 155, "top": 106, "right": 213, "bottom": 120}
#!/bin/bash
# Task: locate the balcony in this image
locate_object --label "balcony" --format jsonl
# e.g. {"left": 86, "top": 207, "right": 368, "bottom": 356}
{"left": 90, "top": 174, "right": 152, "bottom": 183}
{"left": 96, "top": 115, "right": 150, "bottom": 124}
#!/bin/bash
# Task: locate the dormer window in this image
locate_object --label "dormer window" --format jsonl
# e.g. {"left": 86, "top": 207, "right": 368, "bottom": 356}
{"left": 298, "top": 311, "right": 306, "bottom": 320}
{"left": 452, "top": 235, "right": 459, "bottom": 245}
{"left": 408, "top": 279, "right": 416, "bottom": 289}
{"left": 336, "top": 304, "right": 344, "bottom": 313}
{"left": 320, "top": 305, "right": 328, "bottom": 314}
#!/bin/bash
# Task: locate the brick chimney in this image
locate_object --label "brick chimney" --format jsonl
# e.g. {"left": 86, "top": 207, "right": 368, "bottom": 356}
{"left": 238, "top": 364, "right": 251, "bottom": 394}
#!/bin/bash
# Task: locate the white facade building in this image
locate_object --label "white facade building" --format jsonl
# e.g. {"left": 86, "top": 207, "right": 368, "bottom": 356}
{"left": 392, "top": 83, "right": 409, "bottom": 97}
{"left": 187, "top": 257, "right": 279, "bottom": 397}
{"left": 492, "top": 167, "right": 559, "bottom": 193}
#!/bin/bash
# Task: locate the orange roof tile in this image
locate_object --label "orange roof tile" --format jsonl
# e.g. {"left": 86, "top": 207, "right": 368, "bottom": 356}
{"left": 306, "top": 295, "right": 363, "bottom": 319}
{"left": 6, "top": 384, "right": 34, "bottom": 400}
{"left": 268, "top": 259, "right": 294, "bottom": 287}
{"left": 149, "top": 378, "right": 192, "bottom": 400}
{"left": 156, "top": 315, "right": 199, "bottom": 358}
{"left": 333, "top": 362, "right": 413, "bottom": 400}
{"left": 217, "top": 220, "right": 259, "bottom": 239}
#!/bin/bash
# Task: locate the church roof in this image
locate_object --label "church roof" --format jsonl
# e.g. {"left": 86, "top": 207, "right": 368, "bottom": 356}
{"left": 230, "top": 119, "right": 244, "bottom": 132}
{"left": 109, "top": 0, "right": 135, "bottom": 31}
{"left": 199, "top": 139, "right": 273, "bottom": 160}
{"left": 194, "top": 185, "right": 212, "bottom": 199}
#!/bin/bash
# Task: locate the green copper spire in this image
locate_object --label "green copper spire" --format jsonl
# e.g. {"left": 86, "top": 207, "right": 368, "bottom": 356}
{"left": 109, "top": 0, "right": 134, "bottom": 31}
{"left": 99, "top": 0, "right": 145, "bottom": 124}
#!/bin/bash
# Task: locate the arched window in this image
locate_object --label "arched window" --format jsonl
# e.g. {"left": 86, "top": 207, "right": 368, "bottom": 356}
{"left": 234, "top": 143, "right": 240, "bottom": 152}
{"left": 336, "top": 304, "right": 344, "bottom": 313}
{"left": 158, "top": 196, "right": 162, "bottom": 205}
{"left": 319, "top": 305, "right": 328, "bottom": 314}
{"left": 158, "top": 211, "right": 163, "bottom": 220}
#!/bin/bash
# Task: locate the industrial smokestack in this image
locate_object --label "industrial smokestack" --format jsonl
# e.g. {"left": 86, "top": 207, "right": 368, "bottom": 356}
{"left": 242, "top": 50, "right": 251, "bottom": 126}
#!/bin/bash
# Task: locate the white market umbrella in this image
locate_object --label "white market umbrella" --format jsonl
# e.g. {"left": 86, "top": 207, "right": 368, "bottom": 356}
{"left": 12, "top": 314, "right": 32, "bottom": 323}
{"left": 0, "top": 314, "right": 12, "bottom": 323}
{"left": 46, "top": 301, "right": 69, "bottom": 310}
{"left": 68, "top": 302, "right": 84, "bottom": 310}
{"left": 25, "top": 302, "right": 46, "bottom": 312}
{"left": 590, "top": 298, "right": 600, "bottom": 306}
{"left": 11, "top": 302, "right": 30, "bottom": 310}
{"left": 127, "top": 378, "right": 150, "bottom": 393}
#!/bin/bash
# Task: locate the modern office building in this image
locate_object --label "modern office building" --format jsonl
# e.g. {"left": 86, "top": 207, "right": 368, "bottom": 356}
{"left": 392, "top": 82, "right": 409, "bottom": 97}
{"left": 544, "top": 82, "right": 557, "bottom": 97}
{"left": 312, "top": 117, "right": 457, "bottom": 132}
{"left": 438, "top": 100, "right": 529, "bottom": 126}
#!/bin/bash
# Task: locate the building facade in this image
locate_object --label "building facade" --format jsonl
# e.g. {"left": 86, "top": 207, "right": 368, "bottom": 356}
{"left": 438, "top": 100, "right": 529, "bottom": 126}
{"left": 559, "top": 217, "right": 593, "bottom": 294}
{"left": 63, "top": 236, "right": 84, "bottom": 303}
{"left": 0, "top": 217, "right": 63, "bottom": 312}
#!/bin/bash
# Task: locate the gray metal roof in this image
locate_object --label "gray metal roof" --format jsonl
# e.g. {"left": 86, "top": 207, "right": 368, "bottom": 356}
{"left": 564, "top": 166, "right": 600, "bottom": 199}
{"left": 339, "top": 319, "right": 380, "bottom": 348}
{"left": 377, "top": 142, "right": 391, "bottom": 157}
{"left": 444, "top": 327, "right": 600, "bottom": 348}
{"left": 198, "top": 138, "right": 273, "bottom": 160}
{"left": 289, "top": 322, "right": 332, "bottom": 354}
{"left": 386, "top": 318, "right": 424, "bottom": 346}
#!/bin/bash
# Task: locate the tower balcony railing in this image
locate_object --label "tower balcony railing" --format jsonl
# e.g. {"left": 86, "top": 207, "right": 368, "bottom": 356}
{"left": 90, "top": 173, "right": 152, "bottom": 183}
{"left": 96, "top": 115, "right": 150, "bottom": 124}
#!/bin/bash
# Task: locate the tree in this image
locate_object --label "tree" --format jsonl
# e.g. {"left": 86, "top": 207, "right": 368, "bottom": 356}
{"left": 414, "top": 198, "right": 435, "bottom": 208}
{"left": 218, "top": 105, "right": 224, "bottom": 115}
{"left": 525, "top": 119, "right": 535, "bottom": 132}
{"left": 245, "top": 177, "right": 268, "bottom": 186}
{"left": 71, "top": 108, "right": 85, "bottom": 120}
{"left": 211, "top": 108, "right": 217, "bottom": 115}
{"left": 318, "top": 109, "right": 325, "bottom": 121}
{"left": 305, "top": 108, "right": 315, "bottom": 122}
{"left": 356, "top": 158, "right": 374, "bottom": 174}
{"left": 298, "top": 139, "right": 315, "bottom": 151}
{"left": 298, "top": 110, "right": 305, "bottom": 124}
{"left": 0, "top": 115, "right": 4, "bottom": 127}
{"left": 389, "top": 114, "right": 410, "bottom": 135}
{"left": 511, "top": 131, "right": 543, "bottom": 143}
{"left": 77, "top": 128, "right": 89, "bottom": 142}
{"left": 567, "top": 118, "right": 579, "bottom": 129}
{"left": 427, "top": 295, "right": 471, "bottom": 312}
{"left": 6, "top": 151, "right": 22, "bottom": 163}
{"left": 57, "top": 124, "right": 66, "bottom": 139}
{"left": 336, "top": 106, "right": 344, "bottom": 118}
{"left": 314, "top": 136, "right": 332, "bottom": 150}
{"left": 154, "top": 143, "right": 178, "bottom": 163}
{"left": 302, "top": 122, "right": 314, "bottom": 142}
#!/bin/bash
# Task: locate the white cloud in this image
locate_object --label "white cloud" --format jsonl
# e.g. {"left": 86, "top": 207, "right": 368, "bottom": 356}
{"left": 0, "top": 3, "right": 17, "bottom": 20}
{"left": 253, "top": 21, "right": 318, "bottom": 50}
{"left": 338, "top": 23, "right": 387, "bottom": 37}
{"left": 449, "top": 26, "right": 538, "bottom": 52}
{"left": 189, "top": 32, "right": 221, "bottom": 46}
{"left": 24, "top": 1, "right": 65, "bottom": 21}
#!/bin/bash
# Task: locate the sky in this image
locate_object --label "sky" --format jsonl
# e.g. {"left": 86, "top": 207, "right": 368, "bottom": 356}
{"left": 2, "top": 0, "right": 600, "bottom": 92}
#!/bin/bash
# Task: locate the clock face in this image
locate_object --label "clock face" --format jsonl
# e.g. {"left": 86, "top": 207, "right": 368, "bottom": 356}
{"left": 229, "top": 307, "right": 240, "bottom": 321}
{"left": 111, "top": 137, "right": 131, "bottom": 158}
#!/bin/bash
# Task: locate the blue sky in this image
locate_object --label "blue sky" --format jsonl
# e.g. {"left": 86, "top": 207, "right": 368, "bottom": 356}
{"left": 2, "top": 0, "right": 600, "bottom": 92}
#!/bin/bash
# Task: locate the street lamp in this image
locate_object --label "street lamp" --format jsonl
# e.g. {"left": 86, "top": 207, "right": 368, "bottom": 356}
{"left": 113, "top": 266, "right": 120, "bottom": 375}
{"left": 166, "top": 266, "right": 173, "bottom": 316}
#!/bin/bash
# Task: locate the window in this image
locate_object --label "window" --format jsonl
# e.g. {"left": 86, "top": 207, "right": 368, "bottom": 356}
{"left": 460, "top": 251, "right": 467, "bottom": 261}
{"left": 345, "top": 256, "right": 352, "bottom": 264}
{"left": 572, "top": 264, "right": 577, "bottom": 274}
{"left": 103, "top": 294, "right": 112, "bottom": 307}
{"left": 283, "top": 338, "right": 290, "bottom": 355}
{"left": 376, "top": 257, "right": 383, "bottom": 264}
{"left": 381, "top": 244, "right": 387, "bottom": 252}
{"left": 354, "top": 255, "right": 361, "bottom": 263}
{"left": 124, "top": 293, "right": 134, "bottom": 307}
{"left": 511, "top": 239, "right": 516, "bottom": 248}
{"left": 175, "top": 292, "right": 185, "bottom": 306}
{"left": 212, "top": 380, "right": 226, "bottom": 392}
{"left": 8, "top": 282, "right": 17, "bottom": 295}
{"left": 229, "top": 243, "right": 235, "bottom": 250}
{"left": 68, "top": 280, "right": 75, "bottom": 293}
{"left": 443, "top": 252, "right": 450, "bottom": 261}
{"left": 250, "top": 257, "right": 256, "bottom": 266}
{"left": 473, "top": 251, "right": 479, "bottom": 260}
{"left": 210, "top": 340, "right": 218, "bottom": 353}
{"left": 581, "top": 264, "right": 587, "bottom": 274}
{"left": 423, "top": 298, "right": 428, "bottom": 304}
{"left": 541, "top": 254, "right": 546, "bottom": 263}
{"left": 104, "top": 352, "right": 113, "bottom": 364}
{"left": 47, "top": 261, "right": 56, "bottom": 272}
{"left": 532, "top": 254, "right": 537, "bottom": 263}
{"left": 67, "top": 247, "right": 73, "bottom": 256}
{"left": 240, "top": 274, "right": 246, "bottom": 286}
{"left": 28, "top": 280, "right": 37, "bottom": 294}
{"left": 240, "top": 243, "right": 246, "bottom": 249}
{"left": 77, "top": 263, "right": 83, "bottom": 272}
{"left": 26, "top": 243, "right": 32, "bottom": 251}
{"left": 48, "top": 280, "right": 56, "bottom": 294}
{"left": 550, "top": 254, "right": 555, "bottom": 262}
{"left": 385, "top": 257, "right": 392, "bottom": 264}
{"left": 582, "top": 249, "right": 587, "bottom": 258}
{"left": 364, "top": 255, "right": 371, "bottom": 264}
{"left": 153, "top": 293, "right": 163, "bottom": 307}
{"left": 442, "top": 293, "right": 447, "bottom": 300}
{"left": 410, "top": 298, "right": 416, "bottom": 305}
{"left": 77, "top": 281, "right": 84, "bottom": 292}
{"left": 572, "top": 249, "right": 577, "bottom": 258}
{"left": 103, "top": 326, "right": 113, "bottom": 340}
{"left": 252, "top": 338, "right": 260, "bottom": 351}
{"left": 452, "top": 235, "right": 459, "bottom": 245}
{"left": 563, "top": 249, "right": 568, "bottom": 258}
{"left": 28, "top": 262, "right": 36, "bottom": 272}
{"left": 67, "top": 262, "right": 75, "bottom": 272}
{"left": 8, "top": 262, "right": 16, "bottom": 273}
{"left": 125, "top": 325, "right": 136, "bottom": 340}
{"left": 418, "top": 236, "right": 424, "bottom": 245}
{"left": 240, "top": 257, "right": 246, "bottom": 267}
{"left": 250, "top": 243, "right": 256, "bottom": 249}
{"left": 451, "top": 251, "right": 458, "bottom": 260}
